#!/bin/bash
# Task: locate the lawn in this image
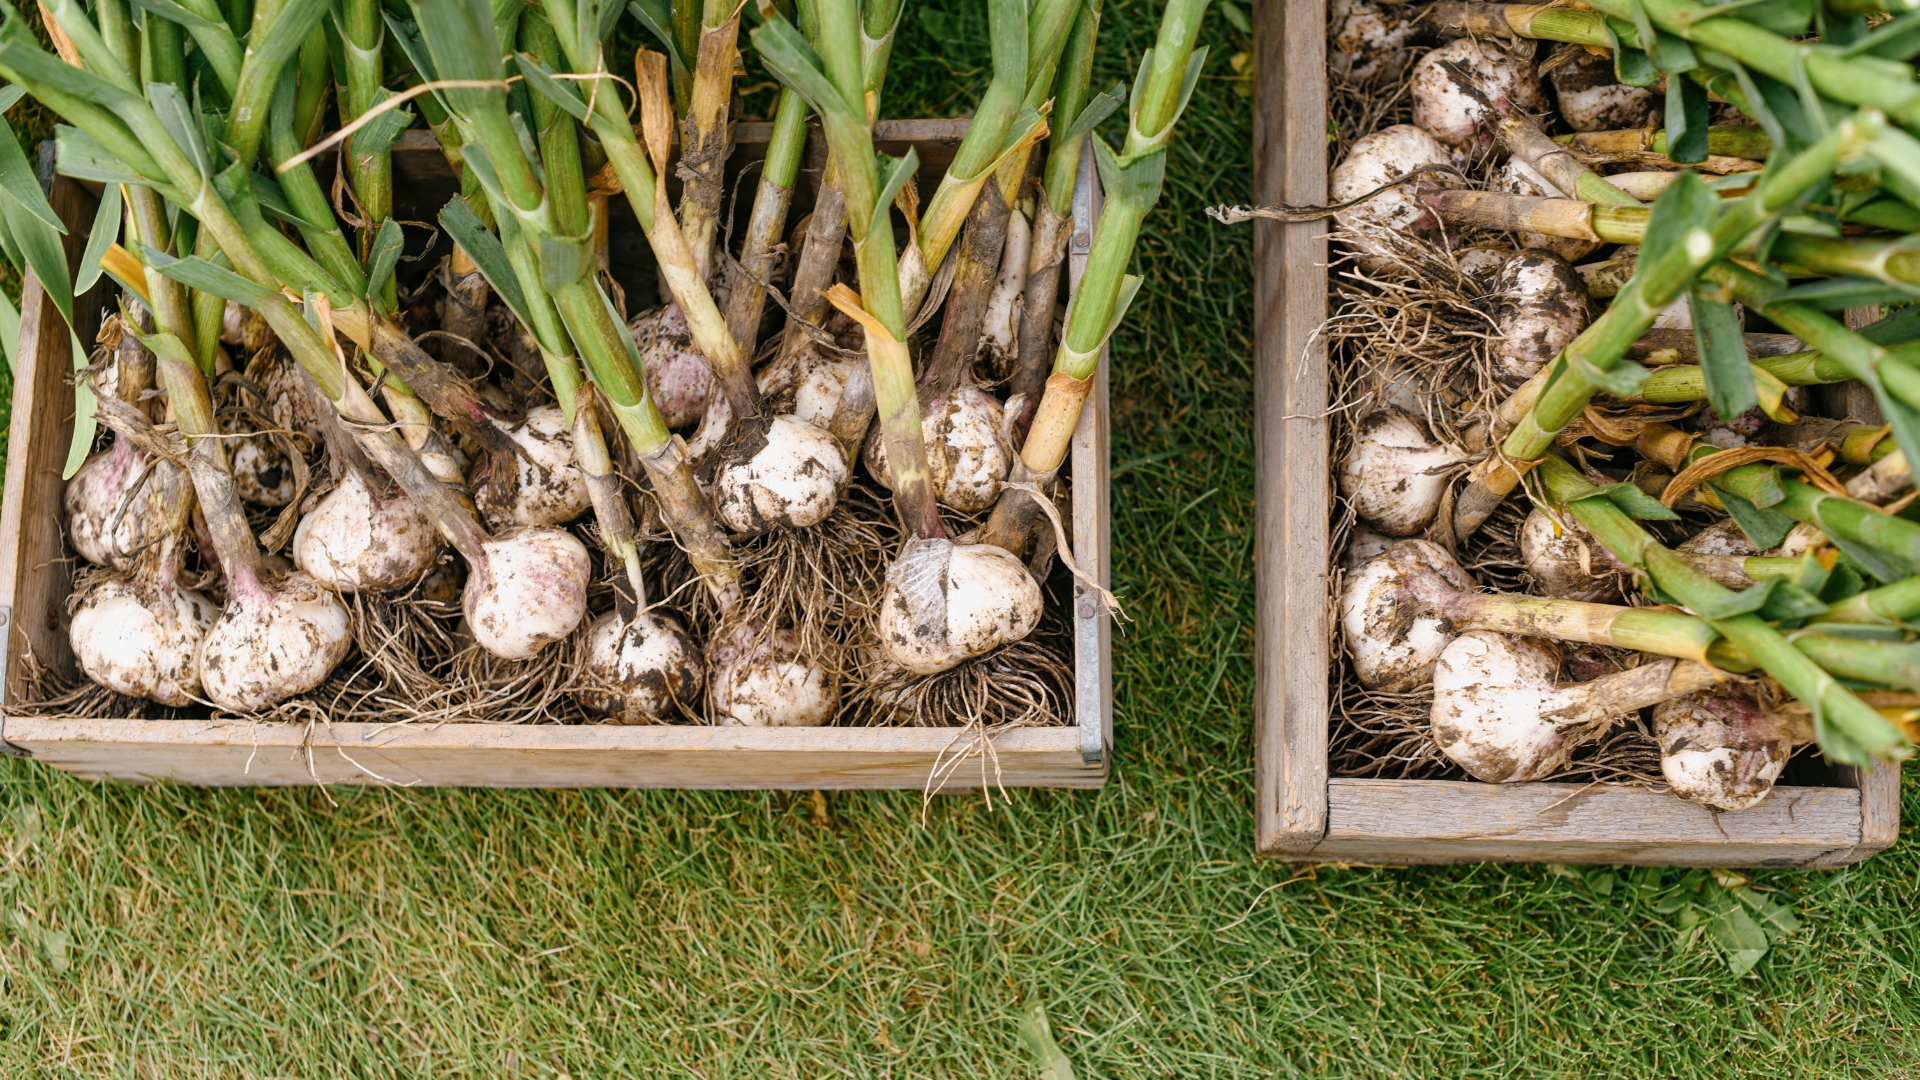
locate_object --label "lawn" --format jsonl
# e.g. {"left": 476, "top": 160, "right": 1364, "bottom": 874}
{"left": 3, "top": 2, "right": 1919, "bottom": 1076}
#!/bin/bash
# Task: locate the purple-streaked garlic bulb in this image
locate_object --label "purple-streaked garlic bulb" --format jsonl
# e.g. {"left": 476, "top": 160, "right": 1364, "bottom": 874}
{"left": 196, "top": 571, "right": 353, "bottom": 712}
{"left": 1410, "top": 38, "right": 1549, "bottom": 157}
{"left": 632, "top": 304, "right": 712, "bottom": 429}
{"left": 69, "top": 575, "right": 219, "bottom": 706}
{"left": 866, "top": 386, "right": 1015, "bottom": 514}
{"left": 481, "top": 404, "right": 592, "bottom": 530}
{"left": 1331, "top": 125, "right": 1462, "bottom": 270}
{"left": 1491, "top": 249, "right": 1588, "bottom": 383}
{"left": 714, "top": 414, "right": 852, "bottom": 532}
{"left": 1520, "top": 508, "right": 1626, "bottom": 603}
{"left": 708, "top": 621, "right": 838, "bottom": 726}
{"left": 1549, "top": 49, "right": 1660, "bottom": 133}
{"left": 1338, "top": 409, "right": 1466, "bottom": 536}
{"left": 1330, "top": 0, "right": 1420, "bottom": 85}
{"left": 578, "top": 610, "right": 704, "bottom": 723}
{"left": 1341, "top": 538, "right": 1474, "bottom": 691}
{"left": 462, "top": 527, "right": 591, "bottom": 660}
{"left": 1654, "top": 689, "right": 1795, "bottom": 811}
{"left": 1498, "top": 158, "right": 1598, "bottom": 262}
{"left": 878, "top": 538, "right": 1043, "bottom": 675}
{"left": 292, "top": 470, "right": 444, "bottom": 592}
{"left": 65, "top": 438, "right": 171, "bottom": 569}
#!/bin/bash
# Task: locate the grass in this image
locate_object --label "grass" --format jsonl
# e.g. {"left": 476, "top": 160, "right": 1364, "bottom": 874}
{"left": 3, "top": 1, "right": 1920, "bottom": 1075}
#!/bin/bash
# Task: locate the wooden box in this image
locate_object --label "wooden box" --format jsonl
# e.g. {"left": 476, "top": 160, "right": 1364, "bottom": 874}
{"left": 0, "top": 120, "right": 1111, "bottom": 790}
{"left": 1250, "top": 2, "right": 1897, "bottom": 865}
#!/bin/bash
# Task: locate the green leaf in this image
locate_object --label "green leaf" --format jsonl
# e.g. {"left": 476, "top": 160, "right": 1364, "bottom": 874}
{"left": 1061, "top": 81, "right": 1127, "bottom": 145}
{"left": 873, "top": 148, "right": 919, "bottom": 222}
{"left": 438, "top": 194, "right": 531, "bottom": 329}
{"left": 1777, "top": 276, "right": 1920, "bottom": 310}
{"left": 0, "top": 281, "right": 18, "bottom": 374}
{"left": 1704, "top": 893, "right": 1771, "bottom": 976}
{"left": 1692, "top": 285, "right": 1754, "bottom": 420}
{"left": 537, "top": 230, "right": 594, "bottom": 292}
{"left": 53, "top": 125, "right": 146, "bottom": 187}
{"left": 0, "top": 10, "right": 144, "bottom": 111}
{"left": 248, "top": 0, "right": 332, "bottom": 71}
{"left": 140, "top": 242, "right": 275, "bottom": 305}
{"left": 74, "top": 179, "right": 120, "bottom": 294}
{"left": 1647, "top": 30, "right": 1696, "bottom": 73}
{"left": 63, "top": 328, "right": 94, "bottom": 480}
{"left": 750, "top": 17, "right": 858, "bottom": 126}
{"left": 365, "top": 218, "right": 406, "bottom": 312}
{"left": 0, "top": 185, "right": 74, "bottom": 327}
{"left": 1638, "top": 170, "right": 1717, "bottom": 276}
{"left": 1571, "top": 483, "right": 1680, "bottom": 522}
{"left": 626, "top": 0, "right": 685, "bottom": 71}
{"left": 514, "top": 51, "right": 591, "bottom": 123}
{"left": 1613, "top": 43, "right": 1661, "bottom": 88}
{"left": 147, "top": 82, "right": 212, "bottom": 179}
{"left": 0, "top": 82, "right": 22, "bottom": 112}
{"left": 0, "top": 104, "right": 63, "bottom": 236}
{"left": 1758, "top": 580, "right": 1829, "bottom": 621}
{"left": 348, "top": 88, "right": 415, "bottom": 159}
{"left": 1715, "top": 486, "right": 1798, "bottom": 549}
{"left": 1665, "top": 73, "right": 1710, "bottom": 164}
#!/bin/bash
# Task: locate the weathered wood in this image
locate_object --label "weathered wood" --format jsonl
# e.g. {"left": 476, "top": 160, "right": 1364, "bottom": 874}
{"left": 0, "top": 173, "right": 108, "bottom": 707}
{"left": 1312, "top": 779, "right": 1865, "bottom": 868}
{"left": 0, "top": 134, "right": 1107, "bottom": 791}
{"left": 1, "top": 718, "right": 1096, "bottom": 789}
{"left": 1254, "top": 0, "right": 1332, "bottom": 855}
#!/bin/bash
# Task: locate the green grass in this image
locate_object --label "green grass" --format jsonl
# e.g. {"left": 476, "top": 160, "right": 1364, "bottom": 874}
{"left": 3, "top": 2, "right": 1920, "bottom": 1075}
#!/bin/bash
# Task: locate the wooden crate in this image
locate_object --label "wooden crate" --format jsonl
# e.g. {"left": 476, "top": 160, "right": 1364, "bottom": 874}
{"left": 1250, "top": 2, "right": 1898, "bottom": 866}
{"left": 0, "top": 120, "right": 1111, "bottom": 790}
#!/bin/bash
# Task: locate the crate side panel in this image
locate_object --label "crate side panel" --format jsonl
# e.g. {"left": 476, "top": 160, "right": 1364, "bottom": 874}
{"left": 1310, "top": 778, "right": 1863, "bottom": 867}
{"left": 3, "top": 720, "right": 1105, "bottom": 790}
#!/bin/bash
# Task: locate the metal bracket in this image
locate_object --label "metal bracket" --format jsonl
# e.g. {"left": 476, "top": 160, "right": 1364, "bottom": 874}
{"left": 0, "top": 604, "right": 26, "bottom": 758}
{"left": 1069, "top": 141, "right": 1110, "bottom": 768}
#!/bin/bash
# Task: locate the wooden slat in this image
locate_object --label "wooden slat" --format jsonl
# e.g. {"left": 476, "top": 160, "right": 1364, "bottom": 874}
{"left": 1310, "top": 779, "right": 1864, "bottom": 868}
{"left": 1254, "top": 0, "right": 1332, "bottom": 855}
{"left": 0, "top": 174, "right": 107, "bottom": 707}
{"left": 1, "top": 719, "right": 1098, "bottom": 789}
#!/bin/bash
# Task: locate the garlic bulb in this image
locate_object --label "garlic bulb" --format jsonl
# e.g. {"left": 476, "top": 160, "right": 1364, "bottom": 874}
{"left": 632, "top": 305, "right": 712, "bottom": 429}
{"left": 982, "top": 206, "right": 1032, "bottom": 358}
{"left": 1520, "top": 509, "right": 1626, "bottom": 603}
{"left": 1330, "top": 0, "right": 1419, "bottom": 85}
{"left": 1491, "top": 249, "right": 1588, "bottom": 383}
{"left": 1654, "top": 689, "right": 1794, "bottom": 811}
{"left": 1549, "top": 49, "right": 1660, "bottom": 133}
{"left": 462, "top": 527, "right": 591, "bottom": 661}
{"left": 708, "top": 621, "right": 838, "bottom": 726}
{"left": 1410, "top": 38, "right": 1549, "bottom": 157}
{"left": 714, "top": 414, "right": 852, "bottom": 532}
{"left": 1338, "top": 409, "right": 1464, "bottom": 537}
{"left": 878, "top": 538, "right": 1043, "bottom": 675}
{"left": 293, "top": 470, "right": 444, "bottom": 592}
{"left": 866, "top": 386, "right": 1015, "bottom": 513}
{"left": 69, "top": 576, "right": 219, "bottom": 706}
{"left": 1331, "top": 125, "right": 1461, "bottom": 270}
{"left": 65, "top": 438, "right": 170, "bottom": 569}
{"left": 196, "top": 573, "right": 353, "bottom": 712}
{"left": 1341, "top": 538, "right": 1474, "bottom": 691}
{"left": 578, "top": 610, "right": 704, "bottom": 723}
{"left": 481, "top": 404, "right": 592, "bottom": 530}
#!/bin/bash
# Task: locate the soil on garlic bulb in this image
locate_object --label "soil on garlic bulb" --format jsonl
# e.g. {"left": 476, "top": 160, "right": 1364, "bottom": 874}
{"left": 631, "top": 305, "right": 713, "bottom": 430}
{"left": 707, "top": 620, "right": 839, "bottom": 726}
{"left": 1409, "top": 38, "right": 1549, "bottom": 158}
{"left": 865, "top": 385, "right": 1015, "bottom": 514}
{"left": 196, "top": 572, "right": 354, "bottom": 713}
{"left": 1330, "top": 0, "right": 1421, "bottom": 85}
{"left": 1330, "top": 125, "right": 1462, "bottom": 271}
{"left": 1341, "top": 538, "right": 1475, "bottom": 691}
{"left": 1653, "top": 689, "right": 1795, "bottom": 811}
{"left": 478, "top": 404, "right": 592, "bottom": 530}
{"left": 69, "top": 574, "right": 219, "bottom": 706}
{"left": 712, "top": 414, "right": 852, "bottom": 532}
{"left": 65, "top": 438, "right": 173, "bottom": 570}
{"left": 1490, "top": 249, "right": 1589, "bottom": 383}
{"left": 293, "top": 469, "right": 444, "bottom": 592}
{"left": 878, "top": 538, "right": 1044, "bottom": 676}
{"left": 1548, "top": 48, "right": 1661, "bottom": 132}
{"left": 1430, "top": 631, "right": 1584, "bottom": 783}
{"left": 1338, "top": 408, "right": 1464, "bottom": 537}
{"left": 577, "top": 609, "right": 705, "bottom": 723}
